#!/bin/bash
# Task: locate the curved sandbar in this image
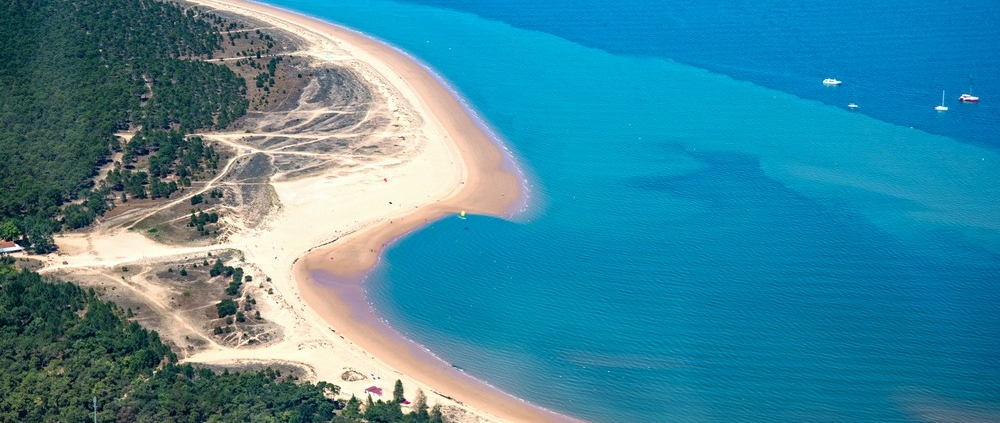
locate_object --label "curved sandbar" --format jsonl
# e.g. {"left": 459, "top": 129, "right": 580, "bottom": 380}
{"left": 188, "top": 0, "right": 580, "bottom": 422}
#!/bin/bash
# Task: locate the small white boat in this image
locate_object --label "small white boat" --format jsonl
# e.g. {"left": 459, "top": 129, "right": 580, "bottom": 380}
{"left": 822, "top": 78, "right": 842, "bottom": 86}
{"left": 959, "top": 77, "right": 980, "bottom": 102}
{"left": 959, "top": 93, "right": 980, "bottom": 102}
{"left": 935, "top": 90, "right": 948, "bottom": 111}
{"left": 847, "top": 103, "right": 859, "bottom": 110}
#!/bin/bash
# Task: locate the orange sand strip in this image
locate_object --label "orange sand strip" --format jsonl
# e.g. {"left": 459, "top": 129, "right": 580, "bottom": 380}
{"left": 199, "top": 1, "right": 583, "bottom": 422}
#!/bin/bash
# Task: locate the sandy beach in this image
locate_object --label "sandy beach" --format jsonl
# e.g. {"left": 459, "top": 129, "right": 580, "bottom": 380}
{"left": 53, "top": 0, "right": 573, "bottom": 421}
{"left": 213, "top": 1, "right": 575, "bottom": 420}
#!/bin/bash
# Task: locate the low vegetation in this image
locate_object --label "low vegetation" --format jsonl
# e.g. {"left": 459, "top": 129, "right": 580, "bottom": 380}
{"left": 0, "top": 0, "right": 247, "bottom": 251}
{"left": 0, "top": 260, "right": 331, "bottom": 422}
{"left": 0, "top": 259, "right": 446, "bottom": 422}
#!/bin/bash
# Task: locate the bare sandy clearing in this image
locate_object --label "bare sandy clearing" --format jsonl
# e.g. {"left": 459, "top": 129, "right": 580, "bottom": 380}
{"left": 40, "top": 1, "right": 577, "bottom": 422}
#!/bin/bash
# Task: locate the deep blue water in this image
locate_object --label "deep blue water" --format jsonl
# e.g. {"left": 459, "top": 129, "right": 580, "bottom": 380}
{"left": 263, "top": 0, "right": 1000, "bottom": 421}
{"left": 392, "top": 0, "right": 1000, "bottom": 149}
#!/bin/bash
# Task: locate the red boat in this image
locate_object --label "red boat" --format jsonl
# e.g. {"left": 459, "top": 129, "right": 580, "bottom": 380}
{"left": 959, "top": 93, "right": 980, "bottom": 102}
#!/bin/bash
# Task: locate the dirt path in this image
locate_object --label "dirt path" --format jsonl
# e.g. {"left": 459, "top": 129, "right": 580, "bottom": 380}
{"left": 34, "top": 1, "right": 536, "bottom": 421}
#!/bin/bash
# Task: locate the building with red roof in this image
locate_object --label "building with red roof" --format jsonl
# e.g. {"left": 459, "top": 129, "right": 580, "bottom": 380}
{"left": 0, "top": 241, "right": 24, "bottom": 255}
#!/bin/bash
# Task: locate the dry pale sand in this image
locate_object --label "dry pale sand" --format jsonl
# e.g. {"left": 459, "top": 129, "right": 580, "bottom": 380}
{"left": 40, "top": 0, "right": 581, "bottom": 422}
{"left": 202, "top": 2, "right": 577, "bottom": 421}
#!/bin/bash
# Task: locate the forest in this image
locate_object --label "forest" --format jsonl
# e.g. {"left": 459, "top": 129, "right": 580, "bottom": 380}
{"left": 0, "top": 260, "right": 447, "bottom": 423}
{"left": 0, "top": 0, "right": 458, "bottom": 420}
{"left": 0, "top": 0, "right": 248, "bottom": 251}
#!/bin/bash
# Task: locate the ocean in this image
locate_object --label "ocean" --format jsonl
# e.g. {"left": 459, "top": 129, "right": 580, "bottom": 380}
{"left": 264, "top": 0, "right": 1000, "bottom": 421}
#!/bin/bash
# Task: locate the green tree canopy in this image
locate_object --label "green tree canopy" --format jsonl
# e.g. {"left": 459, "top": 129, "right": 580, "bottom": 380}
{"left": 0, "top": 265, "right": 341, "bottom": 422}
{"left": 0, "top": 0, "right": 247, "bottom": 238}
{"left": 0, "top": 220, "right": 19, "bottom": 240}
{"left": 394, "top": 378, "right": 406, "bottom": 403}
{"left": 216, "top": 298, "right": 238, "bottom": 318}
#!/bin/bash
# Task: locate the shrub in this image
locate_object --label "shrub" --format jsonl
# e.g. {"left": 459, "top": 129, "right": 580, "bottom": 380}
{"left": 216, "top": 299, "right": 237, "bottom": 317}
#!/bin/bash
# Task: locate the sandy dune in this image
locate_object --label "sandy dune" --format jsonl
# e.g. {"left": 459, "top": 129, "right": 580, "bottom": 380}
{"left": 39, "top": 0, "right": 581, "bottom": 422}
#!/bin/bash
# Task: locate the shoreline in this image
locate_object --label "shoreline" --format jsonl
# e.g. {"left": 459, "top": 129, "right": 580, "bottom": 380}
{"left": 296, "top": 266, "right": 585, "bottom": 423}
{"left": 188, "top": 0, "right": 580, "bottom": 422}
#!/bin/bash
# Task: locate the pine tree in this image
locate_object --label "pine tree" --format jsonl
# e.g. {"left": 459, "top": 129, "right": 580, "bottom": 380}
{"left": 343, "top": 395, "right": 361, "bottom": 419}
{"left": 431, "top": 404, "right": 444, "bottom": 423}
{"left": 413, "top": 388, "right": 428, "bottom": 418}
{"left": 393, "top": 379, "right": 405, "bottom": 404}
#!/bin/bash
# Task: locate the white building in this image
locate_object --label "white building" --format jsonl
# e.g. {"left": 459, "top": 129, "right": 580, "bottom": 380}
{"left": 0, "top": 241, "right": 24, "bottom": 255}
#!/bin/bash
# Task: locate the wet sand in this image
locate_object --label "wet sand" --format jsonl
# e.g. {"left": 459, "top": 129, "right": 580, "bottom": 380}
{"left": 195, "top": 0, "right": 582, "bottom": 421}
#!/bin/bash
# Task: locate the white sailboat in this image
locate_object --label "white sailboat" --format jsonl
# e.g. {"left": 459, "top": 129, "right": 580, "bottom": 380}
{"left": 934, "top": 90, "right": 948, "bottom": 112}
{"left": 959, "top": 77, "right": 980, "bottom": 102}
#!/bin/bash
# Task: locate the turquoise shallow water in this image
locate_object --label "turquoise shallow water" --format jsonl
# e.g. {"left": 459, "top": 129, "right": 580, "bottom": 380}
{"left": 265, "top": 0, "right": 1000, "bottom": 421}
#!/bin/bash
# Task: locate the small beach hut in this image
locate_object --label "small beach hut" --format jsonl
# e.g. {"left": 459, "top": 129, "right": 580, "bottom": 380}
{"left": 364, "top": 386, "right": 383, "bottom": 397}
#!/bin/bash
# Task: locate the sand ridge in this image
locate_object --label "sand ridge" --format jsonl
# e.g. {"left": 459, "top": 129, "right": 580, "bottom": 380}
{"left": 37, "top": 0, "right": 582, "bottom": 422}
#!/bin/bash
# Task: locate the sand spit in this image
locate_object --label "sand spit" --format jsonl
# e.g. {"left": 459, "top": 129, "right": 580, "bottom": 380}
{"left": 38, "top": 0, "right": 583, "bottom": 422}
